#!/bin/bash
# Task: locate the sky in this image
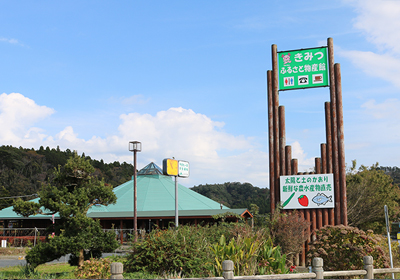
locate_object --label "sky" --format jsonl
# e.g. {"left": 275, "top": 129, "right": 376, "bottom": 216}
{"left": 1, "top": 0, "right": 400, "bottom": 189}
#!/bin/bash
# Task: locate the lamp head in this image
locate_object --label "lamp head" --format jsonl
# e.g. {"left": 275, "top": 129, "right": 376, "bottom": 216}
{"left": 129, "top": 141, "right": 142, "bottom": 152}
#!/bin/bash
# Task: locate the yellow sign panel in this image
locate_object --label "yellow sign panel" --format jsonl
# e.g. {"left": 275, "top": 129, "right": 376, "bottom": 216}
{"left": 163, "top": 158, "right": 178, "bottom": 176}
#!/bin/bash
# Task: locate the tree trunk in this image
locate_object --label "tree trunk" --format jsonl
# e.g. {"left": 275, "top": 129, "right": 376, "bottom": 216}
{"left": 78, "top": 249, "right": 84, "bottom": 267}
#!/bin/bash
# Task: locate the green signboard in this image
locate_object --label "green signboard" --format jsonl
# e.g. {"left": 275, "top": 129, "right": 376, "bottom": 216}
{"left": 278, "top": 47, "right": 329, "bottom": 91}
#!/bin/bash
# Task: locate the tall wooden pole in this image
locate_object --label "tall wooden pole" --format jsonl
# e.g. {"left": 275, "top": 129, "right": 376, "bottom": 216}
{"left": 267, "top": 70, "right": 275, "bottom": 214}
{"left": 285, "top": 146, "right": 292, "bottom": 176}
{"left": 272, "top": 44, "right": 280, "bottom": 207}
{"left": 328, "top": 37, "right": 341, "bottom": 225}
{"left": 321, "top": 143, "right": 329, "bottom": 226}
{"left": 335, "top": 63, "right": 347, "bottom": 226}
{"left": 325, "top": 102, "right": 335, "bottom": 225}
{"left": 279, "top": 106, "right": 286, "bottom": 176}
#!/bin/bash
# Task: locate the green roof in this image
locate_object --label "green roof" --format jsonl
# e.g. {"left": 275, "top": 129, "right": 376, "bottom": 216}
{"left": 0, "top": 198, "right": 60, "bottom": 220}
{"left": 87, "top": 172, "right": 230, "bottom": 217}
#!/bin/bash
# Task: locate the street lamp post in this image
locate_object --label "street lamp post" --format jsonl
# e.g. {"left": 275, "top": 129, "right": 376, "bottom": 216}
{"left": 129, "top": 141, "right": 141, "bottom": 242}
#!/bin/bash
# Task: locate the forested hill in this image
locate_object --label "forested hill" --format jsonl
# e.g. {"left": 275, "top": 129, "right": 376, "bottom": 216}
{"left": 191, "top": 182, "right": 270, "bottom": 214}
{"left": 377, "top": 166, "right": 400, "bottom": 187}
{"left": 0, "top": 145, "right": 133, "bottom": 209}
{"left": 2, "top": 144, "right": 399, "bottom": 215}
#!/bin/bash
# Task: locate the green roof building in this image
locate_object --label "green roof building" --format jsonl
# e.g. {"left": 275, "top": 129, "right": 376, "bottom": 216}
{"left": 0, "top": 162, "right": 251, "bottom": 242}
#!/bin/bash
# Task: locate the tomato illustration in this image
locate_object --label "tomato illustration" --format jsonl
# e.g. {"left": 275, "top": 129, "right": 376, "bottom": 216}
{"left": 298, "top": 195, "right": 309, "bottom": 207}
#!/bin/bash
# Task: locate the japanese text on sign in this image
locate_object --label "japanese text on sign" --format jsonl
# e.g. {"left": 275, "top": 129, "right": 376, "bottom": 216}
{"left": 280, "top": 173, "right": 334, "bottom": 209}
{"left": 278, "top": 47, "right": 329, "bottom": 91}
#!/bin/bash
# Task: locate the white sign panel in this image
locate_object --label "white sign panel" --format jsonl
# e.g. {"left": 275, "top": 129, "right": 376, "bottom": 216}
{"left": 280, "top": 173, "right": 334, "bottom": 209}
{"left": 178, "top": 161, "right": 189, "bottom": 177}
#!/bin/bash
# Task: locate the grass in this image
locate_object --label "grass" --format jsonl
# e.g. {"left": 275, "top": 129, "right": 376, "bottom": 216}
{"left": 0, "top": 262, "right": 164, "bottom": 279}
{"left": 0, "top": 263, "right": 75, "bottom": 279}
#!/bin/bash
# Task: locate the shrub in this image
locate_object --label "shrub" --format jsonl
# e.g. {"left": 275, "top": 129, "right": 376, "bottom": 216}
{"left": 257, "top": 238, "right": 288, "bottom": 275}
{"left": 307, "top": 225, "right": 390, "bottom": 271}
{"left": 210, "top": 234, "right": 260, "bottom": 276}
{"left": 74, "top": 257, "right": 111, "bottom": 279}
{"left": 229, "top": 223, "right": 270, "bottom": 244}
{"left": 125, "top": 225, "right": 212, "bottom": 277}
{"left": 210, "top": 234, "right": 288, "bottom": 276}
{"left": 269, "top": 210, "right": 310, "bottom": 256}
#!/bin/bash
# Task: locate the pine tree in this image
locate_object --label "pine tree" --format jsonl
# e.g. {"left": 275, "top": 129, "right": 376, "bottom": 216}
{"left": 13, "top": 154, "right": 119, "bottom": 267}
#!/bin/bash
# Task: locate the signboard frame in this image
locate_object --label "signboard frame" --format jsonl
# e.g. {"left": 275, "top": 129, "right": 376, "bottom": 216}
{"left": 278, "top": 46, "right": 329, "bottom": 91}
{"left": 280, "top": 173, "right": 335, "bottom": 210}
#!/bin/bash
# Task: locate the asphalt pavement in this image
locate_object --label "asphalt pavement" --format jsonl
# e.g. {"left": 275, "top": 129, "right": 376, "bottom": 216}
{"left": 0, "top": 253, "right": 125, "bottom": 268}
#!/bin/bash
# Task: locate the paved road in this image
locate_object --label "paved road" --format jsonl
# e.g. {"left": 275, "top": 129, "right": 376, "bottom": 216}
{"left": 0, "top": 258, "right": 27, "bottom": 268}
{"left": 0, "top": 253, "right": 125, "bottom": 268}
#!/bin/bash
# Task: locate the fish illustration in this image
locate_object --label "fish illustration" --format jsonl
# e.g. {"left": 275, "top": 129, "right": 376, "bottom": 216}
{"left": 312, "top": 193, "right": 332, "bottom": 206}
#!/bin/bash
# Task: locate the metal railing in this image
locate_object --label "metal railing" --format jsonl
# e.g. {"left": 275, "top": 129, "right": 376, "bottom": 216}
{"left": 0, "top": 228, "right": 145, "bottom": 246}
{"left": 0, "top": 228, "right": 47, "bottom": 246}
{"left": 103, "top": 228, "right": 147, "bottom": 244}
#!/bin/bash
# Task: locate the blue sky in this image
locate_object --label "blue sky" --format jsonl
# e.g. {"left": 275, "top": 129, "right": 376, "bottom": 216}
{"left": 1, "top": 0, "right": 400, "bottom": 188}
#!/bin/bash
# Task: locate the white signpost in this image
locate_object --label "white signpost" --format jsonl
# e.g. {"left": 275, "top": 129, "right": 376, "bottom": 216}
{"left": 178, "top": 161, "right": 189, "bottom": 177}
{"left": 280, "top": 173, "right": 335, "bottom": 209}
{"left": 163, "top": 159, "right": 190, "bottom": 228}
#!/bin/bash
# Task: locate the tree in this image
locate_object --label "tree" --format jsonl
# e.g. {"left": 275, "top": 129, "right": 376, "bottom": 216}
{"left": 13, "top": 154, "right": 119, "bottom": 267}
{"left": 191, "top": 182, "right": 270, "bottom": 214}
{"left": 346, "top": 160, "right": 400, "bottom": 233}
{"left": 0, "top": 145, "right": 133, "bottom": 202}
{"left": 0, "top": 186, "right": 13, "bottom": 209}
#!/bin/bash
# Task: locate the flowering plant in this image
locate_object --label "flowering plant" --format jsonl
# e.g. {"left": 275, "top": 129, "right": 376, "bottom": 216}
{"left": 74, "top": 257, "right": 111, "bottom": 279}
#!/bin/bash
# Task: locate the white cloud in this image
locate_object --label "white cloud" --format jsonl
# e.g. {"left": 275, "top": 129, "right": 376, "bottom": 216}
{"left": 339, "top": 50, "right": 400, "bottom": 88}
{"left": 113, "top": 107, "right": 261, "bottom": 186}
{"left": 332, "top": 0, "right": 400, "bottom": 167}
{"left": 339, "top": 0, "right": 400, "bottom": 88}
{"left": 0, "top": 95, "right": 270, "bottom": 188}
{"left": 108, "top": 94, "right": 150, "bottom": 106}
{"left": 361, "top": 98, "right": 400, "bottom": 120}
{"left": 117, "top": 107, "right": 251, "bottom": 158}
{"left": 0, "top": 37, "right": 20, "bottom": 45}
{"left": 0, "top": 94, "right": 324, "bottom": 188}
{"left": 0, "top": 93, "right": 55, "bottom": 142}
{"left": 347, "top": 0, "right": 400, "bottom": 54}
{"left": 290, "top": 141, "right": 316, "bottom": 172}
{"left": 336, "top": 1, "right": 400, "bottom": 89}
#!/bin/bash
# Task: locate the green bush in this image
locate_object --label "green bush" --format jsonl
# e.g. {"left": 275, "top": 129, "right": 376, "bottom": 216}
{"left": 257, "top": 238, "right": 288, "bottom": 275}
{"left": 125, "top": 223, "right": 294, "bottom": 277}
{"left": 74, "top": 257, "right": 111, "bottom": 279}
{"left": 210, "top": 234, "right": 260, "bottom": 276}
{"left": 210, "top": 234, "right": 288, "bottom": 276}
{"left": 307, "top": 225, "right": 390, "bottom": 271}
{"left": 125, "top": 225, "right": 213, "bottom": 277}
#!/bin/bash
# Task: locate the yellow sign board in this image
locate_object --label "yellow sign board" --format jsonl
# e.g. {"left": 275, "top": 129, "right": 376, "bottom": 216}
{"left": 163, "top": 158, "right": 179, "bottom": 176}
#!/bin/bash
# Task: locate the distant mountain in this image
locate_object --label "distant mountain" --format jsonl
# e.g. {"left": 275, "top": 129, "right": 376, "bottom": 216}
{"left": 191, "top": 182, "right": 270, "bottom": 214}
{"left": 0, "top": 145, "right": 134, "bottom": 209}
